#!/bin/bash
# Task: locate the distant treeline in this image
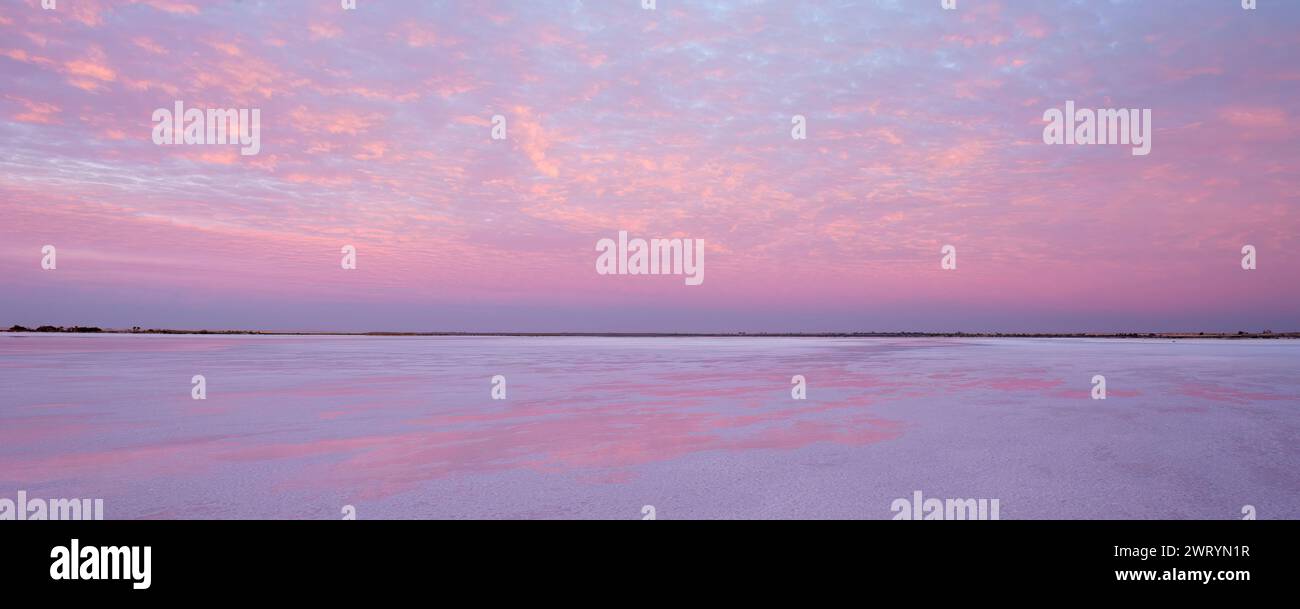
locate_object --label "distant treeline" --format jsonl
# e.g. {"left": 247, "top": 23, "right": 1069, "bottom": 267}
{"left": 6, "top": 325, "right": 264, "bottom": 335}
{"left": 3, "top": 326, "right": 1295, "bottom": 338}
{"left": 8, "top": 325, "right": 104, "bottom": 333}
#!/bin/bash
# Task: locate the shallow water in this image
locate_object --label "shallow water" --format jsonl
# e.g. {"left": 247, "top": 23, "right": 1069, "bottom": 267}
{"left": 1, "top": 334, "right": 1296, "bottom": 519}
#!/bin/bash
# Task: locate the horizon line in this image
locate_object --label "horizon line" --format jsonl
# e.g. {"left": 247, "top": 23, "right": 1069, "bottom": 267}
{"left": 4, "top": 325, "right": 1298, "bottom": 339}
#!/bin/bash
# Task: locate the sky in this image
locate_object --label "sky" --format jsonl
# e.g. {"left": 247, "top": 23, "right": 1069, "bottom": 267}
{"left": 1, "top": 0, "right": 1297, "bottom": 333}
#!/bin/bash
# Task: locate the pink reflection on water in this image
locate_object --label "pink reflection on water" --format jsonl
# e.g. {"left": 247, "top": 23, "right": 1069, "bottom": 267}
{"left": 4, "top": 336, "right": 1297, "bottom": 519}
{"left": 264, "top": 392, "right": 902, "bottom": 500}
{"left": 0, "top": 356, "right": 906, "bottom": 502}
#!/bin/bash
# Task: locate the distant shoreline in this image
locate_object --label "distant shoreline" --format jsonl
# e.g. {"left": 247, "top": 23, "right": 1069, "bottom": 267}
{"left": 4, "top": 325, "right": 1297, "bottom": 339}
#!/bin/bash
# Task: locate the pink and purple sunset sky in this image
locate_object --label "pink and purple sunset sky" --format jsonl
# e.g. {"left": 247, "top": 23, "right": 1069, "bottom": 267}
{"left": 1, "top": 0, "right": 1297, "bottom": 333}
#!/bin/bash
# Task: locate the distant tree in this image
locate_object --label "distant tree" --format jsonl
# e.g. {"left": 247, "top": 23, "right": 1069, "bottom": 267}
{"left": 36, "top": 326, "right": 60, "bottom": 332}
{"left": 8, "top": 325, "right": 31, "bottom": 332}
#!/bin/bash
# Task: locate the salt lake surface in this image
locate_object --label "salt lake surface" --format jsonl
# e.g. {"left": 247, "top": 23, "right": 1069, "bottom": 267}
{"left": 1, "top": 334, "right": 1296, "bottom": 519}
